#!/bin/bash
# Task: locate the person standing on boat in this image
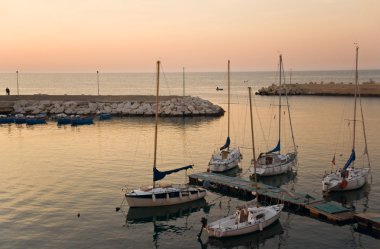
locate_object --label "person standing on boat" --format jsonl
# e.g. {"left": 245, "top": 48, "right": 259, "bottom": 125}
{"left": 5, "top": 87, "right": 10, "bottom": 95}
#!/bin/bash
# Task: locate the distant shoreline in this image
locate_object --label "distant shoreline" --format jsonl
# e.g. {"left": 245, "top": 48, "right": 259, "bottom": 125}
{"left": 256, "top": 82, "right": 380, "bottom": 97}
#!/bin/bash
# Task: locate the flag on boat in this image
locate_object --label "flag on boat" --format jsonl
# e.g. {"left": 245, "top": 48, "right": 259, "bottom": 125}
{"left": 153, "top": 165, "right": 193, "bottom": 181}
{"left": 220, "top": 137, "right": 231, "bottom": 151}
{"left": 331, "top": 154, "right": 336, "bottom": 165}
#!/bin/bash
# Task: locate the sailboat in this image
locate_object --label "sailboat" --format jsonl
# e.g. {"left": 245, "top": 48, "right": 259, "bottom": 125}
{"left": 322, "top": 46, "right": 371, "bottom": 193}
{"left": 125, "top": 61, "right": 207, "bottom": 207}
{"left": 205, "top": 87, "right": 283, "bottom": 238}
{"left": 209, "top": 60, "right": 242, "bottom": 172}
{"left": 249, "top": 55, "right": 297, "bottom": 177}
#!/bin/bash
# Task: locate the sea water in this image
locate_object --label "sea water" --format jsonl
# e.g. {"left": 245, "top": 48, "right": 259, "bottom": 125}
{"left": 0, "top": 70, "right": 379, "bottom": 248}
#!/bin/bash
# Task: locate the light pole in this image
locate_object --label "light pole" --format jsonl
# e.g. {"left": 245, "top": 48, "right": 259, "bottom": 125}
{"left": 16, "top": 70, "right": 19, "bottom": 95}
{"left": 97, "top": 70, "right": 99, "bottom": 96}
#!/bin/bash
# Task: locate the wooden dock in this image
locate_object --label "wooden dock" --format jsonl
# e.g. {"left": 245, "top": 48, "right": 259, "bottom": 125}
{"left": 189, "top": 172, "right": 364, "bottom": 226}
{"left": 355, "top": 213, "right": 380, "bottom": 238}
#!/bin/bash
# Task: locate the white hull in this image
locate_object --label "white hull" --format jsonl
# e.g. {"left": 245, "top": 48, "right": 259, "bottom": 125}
{"left": 126, "top": 186, "right": 207, "bottom": 207}
{"left": 322, "top": 168, "right": 369, "bottom": 193}
{"left": 209, "top": 148, "right": 242, "bottom": 172}
{"left": 206, "top": 204, "right": 283, "bottom": 238}
{"left": 250, "top": 152, "right": 296, "bottom": 176}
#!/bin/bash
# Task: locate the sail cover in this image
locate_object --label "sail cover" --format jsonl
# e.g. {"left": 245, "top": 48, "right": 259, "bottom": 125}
{"left": 343, "top": 149, "right": 356, "bottom": 171}
{"left": 220, "top": 137, "right": 231, "bottom": 151}
{"left": 266, "top": 140, "right": 280, "bottom": 154}
{"left": 153, "top": 165, "right": 193, "bottom": 182}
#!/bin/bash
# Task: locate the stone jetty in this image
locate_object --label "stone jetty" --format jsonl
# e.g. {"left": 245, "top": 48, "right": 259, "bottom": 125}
{"left": 0, "top": 95, "right": 224, "bottom": 117}
{"left": 256, "top": 82, "right": 380, "bottom": 97}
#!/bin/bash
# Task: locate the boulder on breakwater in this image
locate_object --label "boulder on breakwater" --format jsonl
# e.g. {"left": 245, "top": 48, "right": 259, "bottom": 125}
{"left": 4, "top": 95, "right": 224, "bottom": 117}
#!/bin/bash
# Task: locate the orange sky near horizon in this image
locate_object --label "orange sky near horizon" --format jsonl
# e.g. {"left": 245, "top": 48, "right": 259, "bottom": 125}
{"left": 0, "top": 0, "right": 379, "bottom": 72}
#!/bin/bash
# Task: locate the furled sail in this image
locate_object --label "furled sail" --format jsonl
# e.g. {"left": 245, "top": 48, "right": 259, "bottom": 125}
{"left": 220, "top": 137, "right": 231, "bottom": 151}
{"left": 153, "top": 165, "right": 193, "bottom": 182}
{"left": 266, "top": 140, "right": 280, "bottom": 154}
{"left": 343, "top": 149, "right": 356, "bottom": 171}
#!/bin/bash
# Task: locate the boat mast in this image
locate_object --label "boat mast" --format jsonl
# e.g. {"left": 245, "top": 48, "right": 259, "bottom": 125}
{"left": 283, "top": 65, "right": 297, "bottom": 154}
{"left": 153, "top": 61, "right": 160, "bottom": 188}
{"left": 248, "top": 87, "right": 259, "bottom": 207}
{"left": 352, "top": 46, "right": 358, "bottom": 166}
{"left": 228, "top": 60, "right": 230, "bottom": 150}
{"left": 278, "top": 55, "right": 282, "bottom": 154}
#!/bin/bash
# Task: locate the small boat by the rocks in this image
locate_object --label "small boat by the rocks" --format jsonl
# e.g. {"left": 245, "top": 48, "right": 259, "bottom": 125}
{"left": 26, "top": 114, "right": 47, "bottom": 125}
{"left": 98, "top": 113, "right": 112, "bottom": 120}
{"left": 71, "top": 115, "right": 94, "bottom": 126}
{"left": 0, "top": 115, "right": 14, "bottom": 124}
{"left": 56, "top": 113, "right": 71, "bottom": 125}
{"left": 14, "top": 114, "right": 27, "bottom": 124}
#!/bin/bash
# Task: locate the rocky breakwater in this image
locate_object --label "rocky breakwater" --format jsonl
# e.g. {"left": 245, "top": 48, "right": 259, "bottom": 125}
{"left": 256, "top": 82, "right": 380, "bottom": 97}
{"left": 11, "top": 96, "right": 224, "bottom": 117}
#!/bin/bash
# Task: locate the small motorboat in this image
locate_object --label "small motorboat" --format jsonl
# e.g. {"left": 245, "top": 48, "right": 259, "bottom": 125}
{"left": 71, "top": 115, "right": 94, "bottom": 126}
{"left": 216, "top": 87, "right": 223, "bottom": 91}
{"left": 56, "top": 113, "right": 71, "bottom": 125}
{"left": 0, "top": 115, "right": 14, "bottom": 124}
{"left": 26, "top": 114, "right": 47, "bottom": 125}
{"left": 98, "top": 113, "right": 112, "bottom": 120}
{"left": 14, "top": 114, "right": 27, "bottom": 124}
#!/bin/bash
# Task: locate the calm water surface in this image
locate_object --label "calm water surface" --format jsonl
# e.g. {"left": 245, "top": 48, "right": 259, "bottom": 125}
{"left": 1, "top": 71, "right": 380, "bottom": 248}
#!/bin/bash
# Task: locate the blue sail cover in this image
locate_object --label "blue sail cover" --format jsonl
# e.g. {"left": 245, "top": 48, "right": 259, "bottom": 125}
{"left": 153, "top": 165, "right": 193, "bottom": 182}
{"left": 343, "top": 149, "right": 356, "bottom": 171}
{"left": 267, "top": 140, "right": 280, "bottom": 154}
{"left": 220, "top": 137, "right": 231, "bottom": 151}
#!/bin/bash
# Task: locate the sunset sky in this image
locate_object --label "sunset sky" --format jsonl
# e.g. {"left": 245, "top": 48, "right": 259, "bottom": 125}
{"left": 0, "top": 0, "right": 379, "bottom": 72}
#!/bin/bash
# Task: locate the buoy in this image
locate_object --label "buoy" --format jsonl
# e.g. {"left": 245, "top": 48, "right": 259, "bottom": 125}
{"left": 77, "top": 213, "right": 80, "bottom": 218}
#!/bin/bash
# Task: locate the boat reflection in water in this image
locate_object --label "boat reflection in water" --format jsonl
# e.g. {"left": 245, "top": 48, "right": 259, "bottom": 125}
{"left": 200, "top": 220, "right": 283, "bottom": 249}
{"left": 125, "top": 198, "right": 209, "bottom": 224}
{"left": 255, "top": 170, "right": 297, "bottom": 188}
{"left": 323, "top": 184, "right": 370, "bottom": 209}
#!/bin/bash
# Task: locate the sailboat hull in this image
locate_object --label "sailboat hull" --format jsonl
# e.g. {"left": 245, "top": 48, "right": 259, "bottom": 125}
{"left": 322, "top": 168, "right": 369, "bottom": 193}
{"left": 206, "top": 204, "right": 283, "bottom": 238}
{"left": 126, "top": 187, "right": 207, "bottom": 207}
{"left": 209, "top": 148, "right": 242, "bottom": 172}
{"left": 250, "top": 152, "right": 296, "bottom": 176}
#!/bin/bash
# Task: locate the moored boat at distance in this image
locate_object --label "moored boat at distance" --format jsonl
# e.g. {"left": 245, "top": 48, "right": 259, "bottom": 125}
{"left": 0, "top": 115, "right": 14, "bottom": 124}
{"left": 249, "top": 55, "right": 297, "bottom": 177}
{"left": 322, "top": 46, "right": 371, "bottom": 194}
{"left": 209, "top": 60, "right": 242, "bottom": 172}
{"left": 25, "top": 114, "right": 47, "bottom": 125}
{"left": 71, "top": 115, "right": 94, "bottom": 126}
{"left": 125, "top": 61, "right": 206, "bottom": 208}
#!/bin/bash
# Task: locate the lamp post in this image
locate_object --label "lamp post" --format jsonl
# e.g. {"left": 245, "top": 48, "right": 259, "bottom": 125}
{"left": 97, "top": 70, "right": 99, "bottom": 96}
{"left": 16, "top": 70, "right": 19, "bottom": 95}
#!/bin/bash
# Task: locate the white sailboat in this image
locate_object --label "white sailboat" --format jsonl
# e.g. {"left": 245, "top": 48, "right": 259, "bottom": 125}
{"left": 322, "top": 46, "right": 371, "bottom": 193}
{"left": 249, "top": 55, "right": 297, "bottom": 177}
{"left": 209, "top": 60, "right": 242, "bottom": 172}
{"left": 125, "top": 61, "right": 207, "bottom": 207}
{"left": 205, "top": 87, "right": 283, "bottom": 238}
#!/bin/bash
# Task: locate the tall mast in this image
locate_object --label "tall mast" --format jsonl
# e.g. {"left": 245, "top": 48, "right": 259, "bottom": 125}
{"left": 278, "top": 55, "right": 282, "bottom": 154}
{"left": 227, "top": 60, "right": 230, "bottom": 149}
{"left": 353, "top": 46, "right": 358, "bottom": 153}
{"left": 153, "top": 61, "right": 160, "bottom": 188}
{"left": 248, "top": 87, "right": 259, "bottom": 207}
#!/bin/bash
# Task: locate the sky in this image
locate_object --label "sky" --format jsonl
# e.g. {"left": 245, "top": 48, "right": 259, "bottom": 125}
{"left": 0, "top": 0, "right": 379, "bottom": 72}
